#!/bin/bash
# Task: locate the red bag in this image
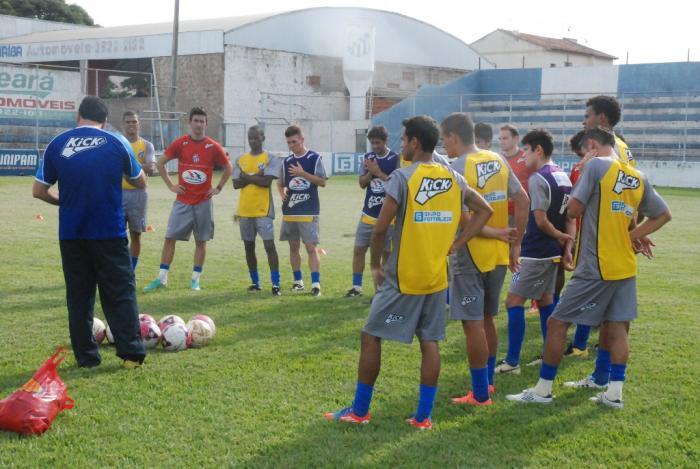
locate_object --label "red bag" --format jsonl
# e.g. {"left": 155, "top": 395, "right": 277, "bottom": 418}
{"left": 0, "top": 348, "right": 75, "bottom": 436}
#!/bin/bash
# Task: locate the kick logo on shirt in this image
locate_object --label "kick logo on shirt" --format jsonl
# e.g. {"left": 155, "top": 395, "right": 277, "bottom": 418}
{"left": 288, "top": 193, "right": 310, "bottom": 208}
{"left": 475, "top": 160, "right": 501, "bottom": 189}
{"left": 367, "top": 195, "right": 384, "bottom": 209}
{"left": 415, "top": 177, "right": 453, "bottom": 204}
{"left": 182, "top": 169, "right": 207, "bottom": 185}
{"left": 61, "top": 136, "right": 107, "bottom": 158}
{"left": 613, "top": 170, "right": 640, "bottom": 194}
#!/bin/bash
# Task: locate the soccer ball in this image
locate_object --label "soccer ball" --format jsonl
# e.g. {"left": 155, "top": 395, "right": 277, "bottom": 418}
{"left": 158, "top": 315, "right": 185, "bottom": 332}
{"left": 139, "top": 313, "right": 156, "bottom": 324}
{"left": 191, "top": 314, "right": 216, "bottom": 336}
{"left": 105, "top": 325, "right": 115, "bottom": 344}
{"left": 140, "top": 320, "right": 162, "bottom": 349}
{"left": 93, "top": 318, "right": 106, "bottom": 344}
{"left": 161, "top": 323, "right": 191, "bottom": 351}
{"left": 186, "top": 319, "right": 213, "bottom": 348}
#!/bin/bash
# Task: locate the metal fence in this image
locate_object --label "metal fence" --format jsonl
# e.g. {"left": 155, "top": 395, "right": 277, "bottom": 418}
{"left": 222, "top": 90, "right": 700, "bottom": 163}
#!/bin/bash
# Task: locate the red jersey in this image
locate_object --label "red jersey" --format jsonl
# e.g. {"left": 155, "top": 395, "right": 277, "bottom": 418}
{"left": 165, "top": 135, "right": 229, "bottom": 205}
{"left": 505, "top": 149, "right": 531, "bottom": 215}
{"left": 570, "top": 162, "right": 584, "bottom": 186}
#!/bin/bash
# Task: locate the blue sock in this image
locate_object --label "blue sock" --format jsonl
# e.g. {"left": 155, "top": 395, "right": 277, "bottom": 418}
{"left": 610, "top": 363, "right": 626, "bottom": 382}
{"left": 293, "top": 270, "right": 302, "bottom": 282}
{"left": 487, "top": 356, "right": 496, "bottom": 386}
{"left": 538, "top": 303, "right": 556, "bottom": 341}
{"left": 540, "top": 362, "right": 558, "bottom": 381}
{"left": 193, "top": 265, "right": 202, "bottom": 273}
{"left": 471, "top": 367, "right": 489, "bottom": 402}
{"left": 311, "top": 271, "right": 320, "bottom": 284}
{"left": 352, "top": 381, "right": 374, "bottom": 417}
{"left": 592, "top": 348, "right": 611, "bottom": 385}
{"left": 352, "top": 272, "right": 363, "bottom": 288}
{"left": 131, "top": 256, "right": 138, "bottom": 270}
{"left": 415, "top": 384, "right": 437, "bottom": 422}
{"left": 271, "top": 271, "right": 280, "bottom": 286}
{"left": 553, "top": 293, "right": 560, "bottom": 304}
{"left": 160, "top": 263, "right": 169, "bottom": 270}
{"left": 506, "top": 306, "right": 526, "bottom": 366}
{"left": 573, "top": 325, "right": 592, "bottom": 350}
{"left": 249, "top": 270, "right": 259, "bottom": 286}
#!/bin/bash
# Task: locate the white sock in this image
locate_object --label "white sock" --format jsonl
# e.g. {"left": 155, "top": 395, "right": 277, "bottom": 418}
{"left": 606, "top": 381, "right": 624, "bottom": 401}
{"left": 353, "top": 285, "right": 362, "bottom": 290}
{"left": 534, "top": 378, "right": 553, "bottom": 397}
{"left": 192, "top": 270, "right": 202, "bottom": 281}
{"left": 158, "top": 268, "right": 169, "bottom": 284}
{"left": 312, "top": 282, "right": 321, "bottom": 289}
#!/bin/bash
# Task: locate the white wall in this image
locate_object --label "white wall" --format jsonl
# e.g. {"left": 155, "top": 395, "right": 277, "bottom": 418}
{"left": 636, "top": 160, "right": 700, "bottom": 189}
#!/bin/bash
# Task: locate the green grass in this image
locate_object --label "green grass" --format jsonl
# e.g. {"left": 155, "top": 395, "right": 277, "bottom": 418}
{"left": 0, "top": 175, "right": 698, "bottom": 468}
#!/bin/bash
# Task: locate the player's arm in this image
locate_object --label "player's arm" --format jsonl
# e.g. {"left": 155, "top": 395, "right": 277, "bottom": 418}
{"left": 369, "top": 195, "right": 398, "bottom": 286}
{"left": 450, "top": 186, "right": 493, "bottom": 254}
{"left": 243, "top": 174, "right": 275, "bottom": 188}
{"left": 32, "top": 180, "right": 59, "bottom": 206}
{"left": 359, "top": 157, "right": 372, "bottom": 188}
{"left": 480, "top": 225, "right": 518, "bottom": 243}
{"left": 508, "top": 186, "right": 529, "bottom": 272}
{"left": 562, "top": 216, "right": 577, "bottom": 270}
{"left": 533, "top": 210, "right": 574, "bottom": 244}
{"left": 209, "top": 156, "right": 233, "bottom": 197}
{"left": 156, "top": 152, "right": 184, "bottom": 195}
{"left": 629, "top": 210, "right": 671, "bottom": 244}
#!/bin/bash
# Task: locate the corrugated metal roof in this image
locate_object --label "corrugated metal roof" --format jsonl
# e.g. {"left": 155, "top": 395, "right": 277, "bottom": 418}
{"left": 0, "top": 13, "right": 278, "bottom": 43}
{"left": 504, "top": 29, "right": 617, "bottom": 59}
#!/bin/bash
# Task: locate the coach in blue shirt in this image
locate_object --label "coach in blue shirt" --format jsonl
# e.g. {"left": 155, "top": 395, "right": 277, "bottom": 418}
{"left": 33, "top": 96, "right": 146, "bottom": 369}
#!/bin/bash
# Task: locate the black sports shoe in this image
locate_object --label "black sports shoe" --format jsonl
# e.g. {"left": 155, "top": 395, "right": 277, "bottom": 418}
{"left": 271, "top": 285, "right": 281, "bottom": 296}
{"left": 311, "top": 286, "right": 322, "bottom": 297}
{"left": 291, "top": 282, "right": 305, "bottom": 293}
{"left": 247, "top": 284, "right": 262, "bottom": 292}
{"left": 345, "top": 287, "right": 362, "bottom": 297}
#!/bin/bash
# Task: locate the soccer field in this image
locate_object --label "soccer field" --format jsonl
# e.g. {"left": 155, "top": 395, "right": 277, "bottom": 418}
{"left": 1, "top": 175, "right": 698, "bottom": 467}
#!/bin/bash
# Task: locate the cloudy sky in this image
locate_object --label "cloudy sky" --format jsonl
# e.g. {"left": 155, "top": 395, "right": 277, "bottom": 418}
{"left": 71, "top": 0, "right": 698, "bottom": 64}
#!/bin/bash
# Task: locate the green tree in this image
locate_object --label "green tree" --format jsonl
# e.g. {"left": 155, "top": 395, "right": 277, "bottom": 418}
{"left": 0, "top": 0, "right": 95, "bottom": 26}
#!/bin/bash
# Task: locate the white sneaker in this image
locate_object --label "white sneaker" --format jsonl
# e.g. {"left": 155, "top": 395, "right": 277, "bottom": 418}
{"left": 495, "top": 360, "right": 521, "bottom": 375}
{"left": 506, "top": 388, "right": 553, "bottom": 404}
{"left": 526, "top": 355, "right": 543, "bottom": 367}
{"left": 563, "top": 375, "right": 607, "bottom": 389}
{"left": 590, "top": 392, "right": 623, "bottom": 409}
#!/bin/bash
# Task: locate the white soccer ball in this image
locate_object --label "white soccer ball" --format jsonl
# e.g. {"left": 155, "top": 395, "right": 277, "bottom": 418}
{"left": 161, "top": 323, "right": 191, "bottom": 351}
{"left": 93, "top": 318, "right": 106, "bottom": 344}
{"left": 140, "top": 320, "right": 162, "bottom": 349}
{"left": 191, "top": 314, "right": 216, "bottom": 337}
{"left": 105, "top": 325, "right": 115, "bottom": 344}
{"left": 186, "top": 319, "right": 213, "bottom": 348}
{"left": 139, "top": 313, "right": 156, "bottom": 324}
{"left": 158, "top": 314, "right": 185, "bottom": 332}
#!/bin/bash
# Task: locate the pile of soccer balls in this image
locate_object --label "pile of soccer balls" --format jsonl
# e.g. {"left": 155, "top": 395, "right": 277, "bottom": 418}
{"left": 92, "top": 314, "right": 216, "bottom": 351}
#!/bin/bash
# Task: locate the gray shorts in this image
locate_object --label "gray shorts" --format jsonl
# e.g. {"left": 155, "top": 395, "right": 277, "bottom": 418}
{"left": 508, "top": 258, "right": 559, "bottom": 300}
{"left": 280, "top": 218, "right": 320, "bottom": 244}
{"left": 450, "top": 265, "right": 507, "bottom": 320}
{"left": 165, "top": 199, "right": 214, "bottom": 242}
{"left": 363, "top": 282, "right": 447, "bottom": 344}
{"left": 552, "top": 276, "right": 637, "bottom": 326}
{"left": 122, "top": 189, "right": 147, "bottom": 233}
{"left": 239, "top": 217, "right": 274, "bottom": 242}
{"left": 354, "top": 220, "right": 393, "bottom": 251}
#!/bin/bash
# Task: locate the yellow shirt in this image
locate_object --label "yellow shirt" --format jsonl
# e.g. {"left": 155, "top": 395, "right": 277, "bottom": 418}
{"left": 388, "top": 163, "right": 465, "bottom": 294}
{"left": 615, "top": 135, "right": 635, "bottom": 167}
{"left": 122, "top": 138, "right": 148, "bottom": 190}
{"left": 236, "top": 152, "right": 276, "bottom": 218}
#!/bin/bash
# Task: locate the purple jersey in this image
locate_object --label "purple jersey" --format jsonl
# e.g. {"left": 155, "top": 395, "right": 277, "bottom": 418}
{"left": 520, "top": 162, "right": 572, "bottom": 259}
